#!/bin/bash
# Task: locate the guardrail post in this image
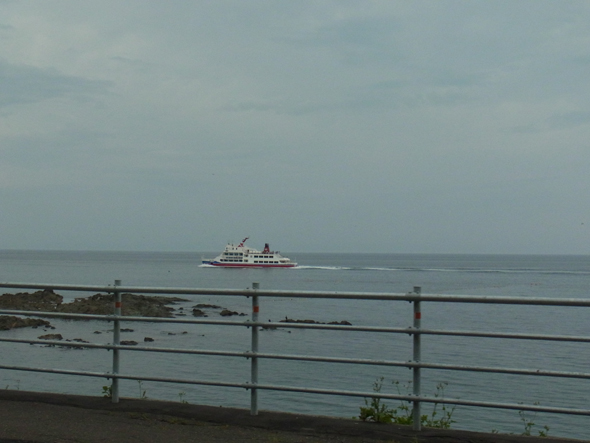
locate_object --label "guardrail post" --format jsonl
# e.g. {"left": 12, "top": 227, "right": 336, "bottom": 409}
{"left": 112, "top": 279, "right": 122, "bottom": 403}
{"left": 412, "top": 286, "right": 422, "bottom": 431}
{"left": 250, "top": 282, "right": 260, "bottom": 415}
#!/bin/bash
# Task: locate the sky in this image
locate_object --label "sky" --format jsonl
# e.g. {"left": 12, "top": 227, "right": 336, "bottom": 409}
{"left": 0, "top": 1, "right": 589, "bottom": 254}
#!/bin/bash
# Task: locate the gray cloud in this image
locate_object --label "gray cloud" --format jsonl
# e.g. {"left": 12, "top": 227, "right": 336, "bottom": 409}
{"left": 0, "top": 60, "right": 111, "bottom": 108}
{"left": 0, "top": 1, "right": 589, "bottom": 253}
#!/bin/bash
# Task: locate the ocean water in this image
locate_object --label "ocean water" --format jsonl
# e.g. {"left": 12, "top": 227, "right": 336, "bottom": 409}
{"left": 0, "top": 250, "right": 589, "bottom": 439}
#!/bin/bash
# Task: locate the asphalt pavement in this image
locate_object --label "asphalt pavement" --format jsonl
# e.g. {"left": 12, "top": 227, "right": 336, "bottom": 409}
{"left": 0, "top": 390, "right": 586, "bottom": 443}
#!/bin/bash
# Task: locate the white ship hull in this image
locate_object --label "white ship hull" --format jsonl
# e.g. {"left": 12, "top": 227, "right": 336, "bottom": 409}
{"left": 202, "top": 238, "right": 297, "bottom": 268}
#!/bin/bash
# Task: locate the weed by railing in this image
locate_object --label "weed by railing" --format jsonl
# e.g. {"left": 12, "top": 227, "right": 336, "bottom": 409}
{"left": 359, "top": 377, "right": 456, "bottom": 429}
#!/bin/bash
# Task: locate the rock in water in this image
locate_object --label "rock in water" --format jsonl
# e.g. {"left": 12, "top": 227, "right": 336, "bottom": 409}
{"left": 38, "top": 333, "right": 63, "bottom": 340}
{"left": 0, "top": 316, "right": 51, "bottom": 331}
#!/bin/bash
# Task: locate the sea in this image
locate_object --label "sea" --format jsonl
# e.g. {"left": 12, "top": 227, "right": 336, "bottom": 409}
{"left": 0, "top": 250, "right": 589, "bottom": 440}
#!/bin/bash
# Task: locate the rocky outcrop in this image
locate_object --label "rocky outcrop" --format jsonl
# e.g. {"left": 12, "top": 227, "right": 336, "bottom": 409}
{"left": 279, "top": 318, "right": 352, "bottom": 325}
{"left": 59, "top": 293, "right": 185, "bottom": 317}
{"left": 219, "top": 309, "right": 246, "bottom": 317}
{"left": 0, "top": 290, "right": 63, "bottom": 311}
{"left": 38, "top": 333, "right": 63, "bottom": 340}
{"left": 0, "top": 291, "right": 186, "bottom": 318}
{"left": 0, "top": 316, "right": 51, "bottom": 331}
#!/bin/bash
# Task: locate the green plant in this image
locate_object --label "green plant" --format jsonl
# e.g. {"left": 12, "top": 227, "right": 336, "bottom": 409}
{"left": 518, "top": 403, "right": 550, "bottom": 437}
{"left": 427, "top": 382, "right": 456, "bottom": 429}
{"left": 359, "top": 377, "right": 395, "bottom": 423}
{"left": 178, "top": 391, "right": 188, "bottom": 404}
{"left": 359, "top": 378, "right": 456, "bottom": 429}
{"left": 102, "top": 385, "right": 112, "bottom": 398}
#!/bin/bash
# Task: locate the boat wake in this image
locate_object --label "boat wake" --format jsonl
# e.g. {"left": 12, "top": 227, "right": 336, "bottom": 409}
{"left": 294, "top": 265, "right": 394, "bottom": 271}
{"left": 291, "top": 265, "right": 590, "bottom": 275}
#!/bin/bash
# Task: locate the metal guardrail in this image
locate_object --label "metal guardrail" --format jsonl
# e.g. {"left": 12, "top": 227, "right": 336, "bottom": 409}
{"left": 0, "top": 281, "right": 589, "bottom": 432}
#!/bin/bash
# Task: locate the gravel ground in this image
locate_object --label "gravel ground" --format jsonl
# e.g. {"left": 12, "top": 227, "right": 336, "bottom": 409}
{"left": 0, "top": 391, "right": 586, "bottom": 443}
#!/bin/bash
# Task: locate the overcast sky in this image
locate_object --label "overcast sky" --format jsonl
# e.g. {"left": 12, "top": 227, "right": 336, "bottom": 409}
{"left": 1, "top": 1, "right": 589, "bottom": 254}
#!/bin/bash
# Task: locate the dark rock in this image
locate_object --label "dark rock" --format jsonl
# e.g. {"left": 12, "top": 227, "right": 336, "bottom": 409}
{"left": 219, "top": 309, "right": 244, "bottom": 317}
{"left": 0, "top": 316, "right": 51, "bottom": 331}
{"left": 38, "top": 334, "right": 63, "bottom": 340}
{"left": 144, "top": 337, "right": 154, "bottom": 342}
{"left": 120, "top": 340, "right": 138, "bottom": 345}
{"left": 280, "top": 318, "right": 352, "bottom": 325}
{"left": 0, "top": 290, "right": 188, "bottom": 319}
{"left": 58, "top": 293, "right": 186, "bottom": 318}
{"left": 121, "top": 328, "right": 134, "bottom": 332}
{"left": 0, "top": 290, "right": 63, "bottom": 311}
{"left": 192, "top": 309, "right": 208, "bottom": 317}
{"left": 194, "top": 304, "right": 222, "bottom": 309}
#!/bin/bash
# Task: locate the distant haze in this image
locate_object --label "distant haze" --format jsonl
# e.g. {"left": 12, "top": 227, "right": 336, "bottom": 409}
{"left": 0, "top": 1, "right": 589, "bottom": 254}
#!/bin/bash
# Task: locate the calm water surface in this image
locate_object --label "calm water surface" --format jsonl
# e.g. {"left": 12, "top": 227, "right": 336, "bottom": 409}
{"left": 0, "top": 251, "right": 589, "bottom": 439}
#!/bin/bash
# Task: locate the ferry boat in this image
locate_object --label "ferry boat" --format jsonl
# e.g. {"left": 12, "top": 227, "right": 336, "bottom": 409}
{"left": 202, "top": 238, "right": 297, "bottom": 268}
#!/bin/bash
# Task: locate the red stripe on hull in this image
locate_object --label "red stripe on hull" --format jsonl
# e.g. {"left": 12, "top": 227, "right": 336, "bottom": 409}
{"left": 203, "top": 262, "right": 296, "bottom": 268}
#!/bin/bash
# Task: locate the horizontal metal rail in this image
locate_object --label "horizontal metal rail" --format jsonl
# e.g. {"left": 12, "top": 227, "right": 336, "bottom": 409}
{"left": 2, "top": 281, "right": 590, "bottom": 305}
{"left": 3, "top": 309, "right": 590, "bottom": 344}
{"left": 1, "top": 281, "right": 589, "bottom": 434}
{"left": 2, "top": 335, "right": 590, "bottom": 381}
{"left": 0, "top": 362, "right": 588, "bottom": 418}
